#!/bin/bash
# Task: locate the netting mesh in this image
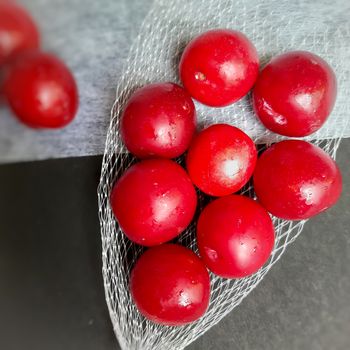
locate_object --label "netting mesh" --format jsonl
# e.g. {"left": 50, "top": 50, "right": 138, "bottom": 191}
{"left": 97, "top": 0, "right": 350, "bottom": 349}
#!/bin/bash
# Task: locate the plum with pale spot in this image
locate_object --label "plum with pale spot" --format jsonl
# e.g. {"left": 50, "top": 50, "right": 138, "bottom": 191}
{"left": 186, "top": 124, "right": 257, "bottom": 197}
{"left": 179, "top": 29, "right": 259, "bottom": 107}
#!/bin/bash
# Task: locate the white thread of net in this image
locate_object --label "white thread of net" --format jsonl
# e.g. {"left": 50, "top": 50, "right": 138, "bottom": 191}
{"left": 98, "top": 0, "right": 350, "bottom": 349}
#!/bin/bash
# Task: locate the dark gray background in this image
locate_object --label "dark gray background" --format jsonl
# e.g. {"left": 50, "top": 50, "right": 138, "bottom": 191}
{"left": 0, "top": 139, "right": 349, "bottom": 350}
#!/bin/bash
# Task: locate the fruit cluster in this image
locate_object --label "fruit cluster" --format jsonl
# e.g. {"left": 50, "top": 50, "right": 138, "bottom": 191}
{"left": 111, "top": 28, "right": 342, "bottom": 327}
{"left": 0, "top": 2, "right": 78, "bottom": 128}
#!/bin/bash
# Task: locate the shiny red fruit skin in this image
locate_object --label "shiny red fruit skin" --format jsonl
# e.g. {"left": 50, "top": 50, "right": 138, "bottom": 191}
{"left": 121, "top": 82, "right": 196, "bottom": 159}
{"left": 130, "top": 244, "right": 210, "bottom": 326}
{"left": 0, "top": 2, "right": 40, "bottom": 66}
{"left": 186, "top": 124, "right": 257, "bottom": 196}
{"left": 253, "top": 140, "right": 342, "bottom": 220}
{"left": 252, "top": 51, "right": 337, "bottom": 137}
{"left": 110, "top": 159, "right": 197, "bottom": 246}
{"left": 197, "top": 195, "right": 275, "bottom": 279}
{"left": 3, "top": 51, "right": 78, "bottom": 128}
{"left": 179, "top": 29, "right": 259, "bottom": 107}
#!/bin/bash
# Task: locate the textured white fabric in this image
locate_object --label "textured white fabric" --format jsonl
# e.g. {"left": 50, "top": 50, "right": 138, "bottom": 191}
{"left": 98, "top": 0, "right": 350, "bottom": 349}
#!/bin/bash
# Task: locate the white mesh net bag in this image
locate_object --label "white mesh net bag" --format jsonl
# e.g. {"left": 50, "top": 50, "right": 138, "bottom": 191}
{"left": 97, "top": 0, "right": 350, "bottom": 349}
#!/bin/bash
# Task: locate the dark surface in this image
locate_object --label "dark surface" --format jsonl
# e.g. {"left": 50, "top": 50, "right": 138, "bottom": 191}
{"left": 0, "top": 139, "right": 349, "bottom": 350}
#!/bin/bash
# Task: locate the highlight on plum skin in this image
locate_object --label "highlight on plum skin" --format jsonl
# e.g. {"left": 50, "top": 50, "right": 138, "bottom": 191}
{"left": 0, "top": 1, "right": 40, "bottom": 66}
{"left": 121, "top": 82, "right": 196, "bottom": 159}
{"left": 3, "top": 50, "right": 79, "bottom": 129}
{"left": 186, "top": 123, "right": 257, "bottom": 197}
{"left": 253, "top": 140, "right": 342, "bottom": 220}
{"left": 252, "top": 50, "right": 337, "bottom": 137}
{"left": 130, "top": 244, "right": 211, "bottom": 326}
{"left": 110, "top": 159, "right": 197, "bottom": 247}
{"left": 179, "top": 29, "right": 259, "bottom": 107}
